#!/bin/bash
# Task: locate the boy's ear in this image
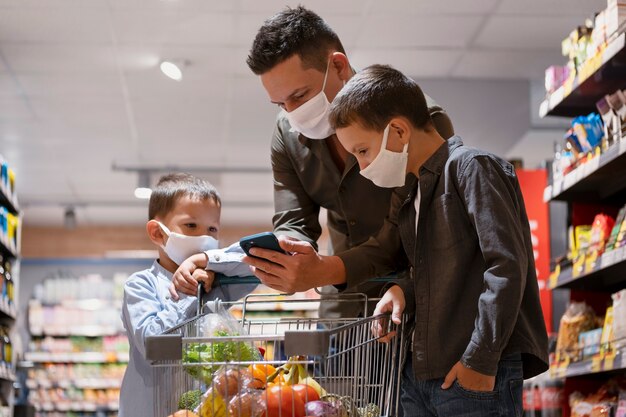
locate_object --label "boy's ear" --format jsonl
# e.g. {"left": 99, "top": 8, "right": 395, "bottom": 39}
{"left": 146, "top": 220, "right": 166, "bottom": 246}
{"left": 389, "top": 118, "right": 411, "bottom": 146}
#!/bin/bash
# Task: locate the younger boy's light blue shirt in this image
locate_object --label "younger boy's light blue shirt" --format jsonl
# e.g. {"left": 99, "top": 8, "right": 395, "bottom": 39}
{"left": 119, "top": 259, "right": 256, "bottom": 417}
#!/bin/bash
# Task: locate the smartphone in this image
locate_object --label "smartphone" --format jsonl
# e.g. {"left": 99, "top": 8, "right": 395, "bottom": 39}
{"left": 239, "top": 232, "right": 287, "bottom": 257}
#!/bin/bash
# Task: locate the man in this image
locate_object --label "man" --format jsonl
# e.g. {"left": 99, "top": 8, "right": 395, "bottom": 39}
{"left": 245, "top": 6, "right": 453, "bottom": 318}
{"left": 246, "top": 64, "right": 549, "bottom": 416}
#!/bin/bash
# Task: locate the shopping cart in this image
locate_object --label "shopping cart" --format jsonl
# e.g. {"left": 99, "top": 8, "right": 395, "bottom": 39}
{"left": 145, "top": 291, "right": 406, "bottom": 417}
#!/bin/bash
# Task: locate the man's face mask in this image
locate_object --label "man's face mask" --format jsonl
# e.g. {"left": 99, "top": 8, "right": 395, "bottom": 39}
{"left": 156, "top": 222, "right": 219, "bottom": 265}
{"left": 359, "top": 124, "right": 409, "bottom": 188}
{"left": 285, "top": 58, "right": 335, "bottom": 140}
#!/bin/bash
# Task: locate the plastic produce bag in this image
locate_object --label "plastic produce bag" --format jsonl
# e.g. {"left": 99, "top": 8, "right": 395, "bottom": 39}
{"left": 183, "top": 303, "right": 262, "bottom": 385}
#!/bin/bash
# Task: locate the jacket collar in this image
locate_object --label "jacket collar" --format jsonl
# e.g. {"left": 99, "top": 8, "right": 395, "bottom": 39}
{"left": 420, "top": 135, "right": 463, "bottom": 177}
{"left": 151, "top": 260, "right": 174, "bottom": 282}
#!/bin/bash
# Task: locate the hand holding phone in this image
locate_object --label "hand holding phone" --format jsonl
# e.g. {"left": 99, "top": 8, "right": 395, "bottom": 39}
{"left": 239, "top": 232, "right": 287, "bottom": 257}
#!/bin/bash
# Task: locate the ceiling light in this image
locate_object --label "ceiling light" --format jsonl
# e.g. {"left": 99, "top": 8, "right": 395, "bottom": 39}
{"left": 160, "top": 61, "right": 183, "bottom": 81}
{"left": 134, "top": 171, "right": 152, "bottom": 199}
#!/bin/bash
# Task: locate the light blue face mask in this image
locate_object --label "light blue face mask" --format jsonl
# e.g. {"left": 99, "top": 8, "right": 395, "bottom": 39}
{"left": 157, "top": 222, "right": 218, "bottom": 265}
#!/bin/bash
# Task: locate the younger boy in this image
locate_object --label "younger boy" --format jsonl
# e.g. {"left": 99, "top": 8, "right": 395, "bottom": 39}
{"left": 119, "top": 173, "right": 255, "bottom": 417}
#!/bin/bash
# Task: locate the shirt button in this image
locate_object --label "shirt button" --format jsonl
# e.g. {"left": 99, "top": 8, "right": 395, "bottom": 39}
{"left": 419, "top": 258, "right": 423, "bottom": 264}
{"left": 214, "top": 255, "right": 220, "bottom": 261}
{"left": 165, "top": 295, "right": 170, "bottom": 300}
{"left": 349, "top": 220, "right": 356, "bottom": 226}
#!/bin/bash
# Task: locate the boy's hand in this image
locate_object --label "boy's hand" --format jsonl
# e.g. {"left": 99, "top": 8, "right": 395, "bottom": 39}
{"left": 242, "top": 236, "right": 345, "bottom": 293}
{"left": 441, "top": 361, "right": 495, "bottom": 392}
{"left": 371, "top": 285, "right": 405, "bottom": 343}
{"left": 169, "top": 253, "right": 209, "bottom": 300}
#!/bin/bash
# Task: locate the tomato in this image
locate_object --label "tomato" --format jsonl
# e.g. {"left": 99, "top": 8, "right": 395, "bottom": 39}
{"left": 264, "top": 385, "right": 305, "bottom": 417}
{"left": 292, "top": 384, "right": 320, "bottom": 404}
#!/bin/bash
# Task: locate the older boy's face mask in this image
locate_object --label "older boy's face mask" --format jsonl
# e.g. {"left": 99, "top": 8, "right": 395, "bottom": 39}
{"left": 360, "top": 124, "right": 409, "bottom": 188}
{"left": 156, "top": 222, "right": 218, "bottom": 265}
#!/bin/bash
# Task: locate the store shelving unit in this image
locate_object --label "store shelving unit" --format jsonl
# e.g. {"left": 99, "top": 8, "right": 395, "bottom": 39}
{"left": 23, "top": 274, "right": 129, "bottom": 417}
{"left": 540, "top": 32, "right": 626, "bottom": 118}
{"left": 542, "top": 23, "right": 626, "bottom": 416}
{"left": 0, "top": 158, "right": 19, "bottom": 417}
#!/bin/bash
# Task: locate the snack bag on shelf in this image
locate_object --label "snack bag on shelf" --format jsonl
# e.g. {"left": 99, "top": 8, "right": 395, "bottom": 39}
{"left": 572, "top": 225, "right": 593, "bottom": 276}
{"left": 556, "top": 302, "right": 599, "bottom": 363}
{"left": 586, "top": 214, "right": 616, "bottom": 272}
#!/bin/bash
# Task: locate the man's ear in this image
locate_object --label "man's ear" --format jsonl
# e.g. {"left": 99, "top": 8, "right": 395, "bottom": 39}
{"left": 330, "top": 52, "right": 352, "bottom": 82}
{"left": 146, "top": 220, "right": 166, "bottom": 246}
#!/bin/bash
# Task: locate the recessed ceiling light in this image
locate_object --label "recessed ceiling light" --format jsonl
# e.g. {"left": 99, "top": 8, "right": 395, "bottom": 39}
{"left": 134, "top": 187, "right": 152, "bottom": 199}
{"left": 160, "top": 61, "right": 183, "bottom": 81}
{"left": 134, "top": 171, "right": 152, "bottom": 199}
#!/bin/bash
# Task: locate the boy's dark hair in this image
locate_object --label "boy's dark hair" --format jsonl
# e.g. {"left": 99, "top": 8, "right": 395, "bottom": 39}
{"left": 247, "top": 6, "right": 346, "bottom": 75}
{"left": 329, "top": 64, "right": 433, "bottom": 132}
{"left": 148, "top": 173, "right": 221, "bottom": 220}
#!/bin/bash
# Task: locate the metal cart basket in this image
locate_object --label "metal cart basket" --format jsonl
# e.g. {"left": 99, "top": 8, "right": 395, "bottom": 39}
{"left": 146, "top": 294, "right": 406, "bottom": 417}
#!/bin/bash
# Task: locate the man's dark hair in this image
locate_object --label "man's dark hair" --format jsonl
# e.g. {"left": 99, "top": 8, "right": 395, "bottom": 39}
{"left": 148, "top": 173, "right": 221, "bottom": 220}
{"left": 247, "top": 6, "right": 346, "bottom": 75}
{"left": 329, "top": 64, "right": 433, "bottom": 132}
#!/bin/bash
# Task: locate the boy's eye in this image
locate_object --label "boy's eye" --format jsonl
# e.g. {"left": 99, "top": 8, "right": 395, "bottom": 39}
{"left": 357, "top": 148, "right": 368, "bottom": 156}
{"left": 184, "top": 223, "right": 197, "bottom": 229}
{"left": 209, "top": 227, "right": 218, "bottom": 233}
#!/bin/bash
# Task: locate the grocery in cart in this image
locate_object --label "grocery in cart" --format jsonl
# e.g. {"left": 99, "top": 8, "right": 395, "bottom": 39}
{"left": 145, "top": 293, "right": 406, "bottom": 417}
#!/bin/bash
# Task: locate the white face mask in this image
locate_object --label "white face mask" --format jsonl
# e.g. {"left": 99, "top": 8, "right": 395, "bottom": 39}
{"left": 157, "top": 222, "right": 219, "bottom": 265}
{"left": 285, "top": 59, "right": 335, "bottom": 140}
{"left": 360, "top": 124, "right": 409, "bottom": 188}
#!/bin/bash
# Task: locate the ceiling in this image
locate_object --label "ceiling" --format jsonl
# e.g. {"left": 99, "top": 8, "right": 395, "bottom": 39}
{"left": 0, "top": 0, "right": 605, "bottom": 227}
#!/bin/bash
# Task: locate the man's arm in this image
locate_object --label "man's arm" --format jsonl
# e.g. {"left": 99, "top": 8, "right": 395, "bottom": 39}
{"left": 457, "top": 155, "right": 529, "bottom": 376}
{"left": 243, "top": 186, "right": 408, "bottom": 293}
{"left": 271, "top": 118, "right": 322, "bottom": 247}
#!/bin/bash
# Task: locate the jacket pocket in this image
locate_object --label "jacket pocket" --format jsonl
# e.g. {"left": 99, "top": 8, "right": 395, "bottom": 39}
{"left": 429, "top": 193, "right": 472, "bottom": 250}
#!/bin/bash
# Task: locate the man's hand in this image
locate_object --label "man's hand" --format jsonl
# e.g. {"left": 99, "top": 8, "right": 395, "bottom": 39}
{"left": 371, "top": 285, "right": 405, "bottom": 343}
{"left": 169, "top": 253, "right": 210, "bottom": 300}
{"left": 441, "top": 361, "right": 495, "bottom": 392}
{"left": 241, "top": 236, "right": 346, "bottom": 293}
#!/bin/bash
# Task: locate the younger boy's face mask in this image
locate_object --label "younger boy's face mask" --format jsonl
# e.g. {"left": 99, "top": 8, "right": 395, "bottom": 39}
{"left": 359, "top": 124, "right": 409, "bottom": 188}
{"left": 156, "top": 222, "right": 219, "bottom": 265}
{"left": 285, "top": 58, "right": 335, "bottom": 140}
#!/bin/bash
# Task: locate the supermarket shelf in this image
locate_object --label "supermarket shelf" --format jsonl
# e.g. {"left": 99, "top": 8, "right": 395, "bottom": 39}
{"left": 30, "top": 325, "right": 122, "bottom": 337}
{"left": 539, "top": 33, "right": 626, "bottom": 118}
{"left": 550, "top": 247, "right": 626, "bottom": 291}
{"left": 0, "top": 185, "right": 19, "bottom": 215}
{"left": 0, "top": 300, "right": 16, "bottom": 321}
{"left": 550, "top": 351, "right": 626, "bottom": 378}
{"left": 34, "top": 403, "right": 118, "bottom": 413}
{"left": 0, "top": 234, "right": 17, "bottom": 259}
{"left": 24, "top": 351, "right": 129, "bottom": 364}
{"left": 543, "top": 140, "right": 626, "bottom": 203}
{"left": 27, "top": 379, "right": 121, "bottom": 390}
{"left": 0, "top": 365, "right": 16, "bottom": 382}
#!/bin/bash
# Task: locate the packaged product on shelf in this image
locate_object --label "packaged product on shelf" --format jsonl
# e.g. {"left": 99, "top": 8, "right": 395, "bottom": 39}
{"left": 556, "top": 302, "right": 600, "bottom": 363}
{"left": 606, "top": 206, "right": 626, "bottom": 252}
{"left": 571, "top": 113, "right": 605, "bottom": 153}
{"left": 601, "top": 306, "right": 615, "bottom": 356}
{"left": 616, "top": 390, "right": 626, "bottom": 417}
{"left": 606, "top": 0, "right": 626, "bottom": 37}
{"left": 586, "top": 213, "right": 616, "bottom": 272}
{"left": 572, "top": 225, "right": 593, "bottom": 276}
{"left": 613, "top": 289, "right": 626, "bottom": 350}
{"left": 579, "top": 328, "right": 604, "bottom": 358}
{"left": 545, "top": 66, "right": 570, "bottom": 94}
{"left": 569, "top": 379, "right": 624, "bottom": 417}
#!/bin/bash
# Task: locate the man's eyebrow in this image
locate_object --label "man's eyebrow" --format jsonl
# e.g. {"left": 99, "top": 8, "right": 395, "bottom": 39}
{"left": 270, "top": 87, "right": 308, "bottom": 104}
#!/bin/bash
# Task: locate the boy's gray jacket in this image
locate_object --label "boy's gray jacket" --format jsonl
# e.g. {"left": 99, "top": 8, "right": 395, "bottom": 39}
{"left": 338, "top": 136, "right": 549, "bottom": 380}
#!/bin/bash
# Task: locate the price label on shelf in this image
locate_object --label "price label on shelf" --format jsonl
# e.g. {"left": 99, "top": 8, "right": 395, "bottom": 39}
{"left": 543, "top": 186, "right": 553, "bottom": 203}
{"left": 620, "top": 139, "right": 626, "bottom": 156}
{"left": 600, "top": 251, "right": 616, "bottom": 269}
{"left": 591, "top": 356, "right": 602, "bottom": 372}
{"left": 563, "top": 172, "right": 576, "bottom": 190}
{"left": 553, "top": 181, "right": 563, "bottom": 196}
